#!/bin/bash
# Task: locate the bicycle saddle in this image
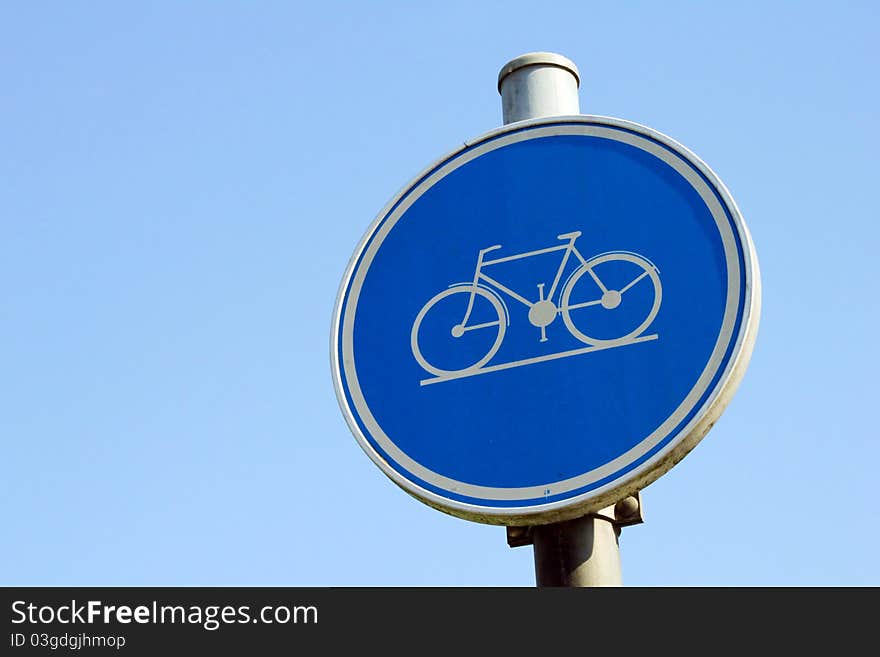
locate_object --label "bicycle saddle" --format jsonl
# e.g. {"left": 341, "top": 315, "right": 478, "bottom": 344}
{"left": 557, "top": 231, "right": 582, "bottom": 240}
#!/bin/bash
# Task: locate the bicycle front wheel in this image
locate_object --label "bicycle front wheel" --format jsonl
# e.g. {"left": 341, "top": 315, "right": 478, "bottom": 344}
{"left": 411, "top": 285, "right": 506, "bottom": 377}
{"left": 561, "top": 253, "right": 662, "bottom": 346}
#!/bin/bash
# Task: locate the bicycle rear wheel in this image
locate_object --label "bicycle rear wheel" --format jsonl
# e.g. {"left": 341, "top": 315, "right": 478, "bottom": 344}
{"left": 411, "top": 285, "right": 506, "bottom": 377}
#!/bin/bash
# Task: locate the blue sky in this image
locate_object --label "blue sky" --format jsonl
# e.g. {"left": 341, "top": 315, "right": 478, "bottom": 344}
{"left": 1, "top": 2, "right": 877, "bottom": 586}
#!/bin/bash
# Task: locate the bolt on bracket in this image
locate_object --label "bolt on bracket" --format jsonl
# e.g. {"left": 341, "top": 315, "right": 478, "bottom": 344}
{"left": 506, "top": 492, "right": 644, "bottom": 548}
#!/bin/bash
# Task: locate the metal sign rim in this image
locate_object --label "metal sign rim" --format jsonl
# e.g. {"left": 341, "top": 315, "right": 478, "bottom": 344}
{"left": 330, "top": 114, "right": 760, "bottom": 525}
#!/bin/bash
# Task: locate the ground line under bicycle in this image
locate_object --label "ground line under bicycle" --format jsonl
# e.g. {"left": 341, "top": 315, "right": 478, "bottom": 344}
{"left": 419, "top": 333, "right": 659, "bottom": 386}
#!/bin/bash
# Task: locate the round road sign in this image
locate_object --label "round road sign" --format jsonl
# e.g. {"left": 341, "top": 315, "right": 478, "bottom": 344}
{"left": 332, "top": 115, "right": 760, "bottom": 525}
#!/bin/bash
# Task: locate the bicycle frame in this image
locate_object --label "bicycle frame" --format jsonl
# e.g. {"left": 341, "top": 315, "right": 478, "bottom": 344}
{"left": 458, "top": 233, "right": 608, "bottom": 330}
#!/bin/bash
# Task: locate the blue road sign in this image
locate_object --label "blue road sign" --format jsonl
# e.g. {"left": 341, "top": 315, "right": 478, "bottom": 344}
{"left": 332, "top": 116, "right": 760, "bottom": 524}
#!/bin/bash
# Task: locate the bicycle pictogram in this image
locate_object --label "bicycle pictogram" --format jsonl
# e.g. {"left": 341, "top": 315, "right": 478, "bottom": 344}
{"left": 411, "top": 230, "right": 662, "bottom": 385}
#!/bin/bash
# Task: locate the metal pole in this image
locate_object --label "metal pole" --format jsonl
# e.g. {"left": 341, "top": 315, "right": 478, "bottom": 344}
{"left": 531, "top": 514, "right": 622, "bottom": 587}
{"left": 498, "top": 52, "right": 625, "bottom": 587}
{"left": 497, "top": 52, "right": 581, "bottom": 124}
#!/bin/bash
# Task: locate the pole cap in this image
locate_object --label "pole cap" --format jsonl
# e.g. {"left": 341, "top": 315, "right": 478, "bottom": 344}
{"left": 497, "top": 52, "right": 581, "bottom": 93}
